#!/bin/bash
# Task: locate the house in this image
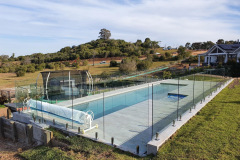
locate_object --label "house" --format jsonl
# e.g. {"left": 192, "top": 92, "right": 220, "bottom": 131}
{"left": 198, "top": 44, "right": 240, "bottom": 66}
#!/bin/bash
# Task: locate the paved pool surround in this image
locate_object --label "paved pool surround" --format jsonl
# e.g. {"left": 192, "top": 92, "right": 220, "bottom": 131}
{"left": 22, "top": 77, "right": 231, "bottom": 156}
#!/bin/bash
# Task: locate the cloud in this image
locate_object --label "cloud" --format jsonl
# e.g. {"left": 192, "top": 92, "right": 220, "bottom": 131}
{"left": 0, "top": 0, "right": 240, "bottom": 56}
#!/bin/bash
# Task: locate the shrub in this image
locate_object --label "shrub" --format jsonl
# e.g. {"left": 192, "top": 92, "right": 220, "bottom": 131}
{"left": 82, "top": 60, "right": 88, "bottom": 66}
{"left": 137, "top": 60, "right": 152, "bottom": 71}
{"left": 159, "top": 55, "right": 166, "bottom": 61}
{"left": 63, "top": 61, "right": 70, "bottom": 67}
{"left": 165, "top": 52, "right": 172, "bottom": 58}
{"left": 152, "top": 54, "right": 159, "bottom": 62}
{"left": 0, "top": 96, "right": 8, "bottom": 105}
{"left": 119, "top": 58, "right": 136, "bottom": 73}
{"left": 35, "top": 63, "right": 45, "bottom": 71}
{"left": 60, "top": 63, "right": 65, "bottom": 70}
{"left": 15, "top": 66, "right": 27, "bottom": 77}
{"left": 110, "top": 60, "right": 118, "bottom": 67}
{"left": 54, "top": 63, "right": 60, "bottom": 70}
{"left": 1, "top": 67, "right": 9, "bottom": 73}
{"left": 9, "top": 66, "right": 16, "bottom": 73}
{"left": 100, "top": 71, "right": 110, "bottom": 79}
{"left": 27, "top": 65, "right": 35, "bottom": 73}
{"left": 163, "top": 71, "right": 172, "bottom": 79}
{"left": 46, "top": 63, "right": 54, "bottom": 69}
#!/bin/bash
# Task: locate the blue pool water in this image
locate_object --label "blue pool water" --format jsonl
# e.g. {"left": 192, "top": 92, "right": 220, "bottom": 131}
{"left": 167, "top": 93, "right": 187, "bottom": 102}
{"left": 73, "top": 84, "right": 186, "bottom": 119}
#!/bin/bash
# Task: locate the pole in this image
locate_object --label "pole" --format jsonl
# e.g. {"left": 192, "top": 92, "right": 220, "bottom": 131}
{"left": 40, "top": 86, "right": 43, "bottom": 122}
{"left": 103, "top": 92, "right": 105, "bottom": 139}
{"left": 72, "top": 85, "right": 73, "bottom": 129}
{"left": 203, "top": 73, "right": 205, "bottom": 101}
{"left": 193, "top": 74, "right": 195, "bottom": 109}
{"left": 209, "top": 70, "right": 212, "bottom": 96}
{"left": 177, "top": 77, "right": 179, "bottom": 120}
{"left": 148, "top": 83, "right": 149, "bottom": 127}
{"left": 152, "top": 84, "right": 153, "bottom": 138}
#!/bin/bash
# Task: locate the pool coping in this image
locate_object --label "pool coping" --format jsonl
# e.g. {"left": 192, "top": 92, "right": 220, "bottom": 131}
{"left": 147, "top": 78, "right": 233, "bottom": 155}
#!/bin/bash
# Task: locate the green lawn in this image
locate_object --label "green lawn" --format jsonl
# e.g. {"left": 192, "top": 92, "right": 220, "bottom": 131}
{"left": 20, "top": 80, "right": 240, "bottom": 160}
{"left": 20, "top": 128, "right": 145, "bottom": 160}
{"left": 156, "top": 79, "right": 240, "bottom": 159}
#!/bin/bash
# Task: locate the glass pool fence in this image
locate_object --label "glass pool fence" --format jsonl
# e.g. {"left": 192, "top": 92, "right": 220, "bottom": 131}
{"left": 14, "top": 68, "right": 230, "bottom": 154}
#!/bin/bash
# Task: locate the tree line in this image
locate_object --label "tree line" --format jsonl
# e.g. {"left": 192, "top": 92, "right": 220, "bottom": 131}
{"left": 185, "top": 39, "right": 239, "bottom": 50}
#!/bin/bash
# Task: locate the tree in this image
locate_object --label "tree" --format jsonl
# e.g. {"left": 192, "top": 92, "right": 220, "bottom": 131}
{"left": 99, "top": 28, "right": 111, "bottom": 40}
{"left": 15, "top": 66, "right": 27, "bottom": 77}
{"left": 191, "top": 42, "right": 202, "bottom": 50}
{"left": 165, "top": 52, "right": 171, "bottom": 58}
{"left": 216, "top": 39, "right": 224, "bottom": 44}
{"left": 0, "top": 55, "right": 9, "bottom": 62}
{"left": 143, "top": 38, "right": 151, "bottom": 48}
{"left": 10, "top": 53, "right": 15, "bottom": 59}
{"left": 110, "top": 60, "right": 118, "bottom": 67}
{"left": 119, "top": 58, "right": 137, "bottom": 73}
{"left": 177, "top": 46, "right": 190, "bottom": 58}
{"left": 185, "top": 42, "right": 191, "bottom": 49}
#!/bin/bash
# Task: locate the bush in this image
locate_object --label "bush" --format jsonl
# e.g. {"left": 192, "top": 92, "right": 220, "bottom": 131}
{"left": 54, "top": 63, "right": 60, "bottom": 70}
{"left": 119, "top": 58, "right": 136, "bottom": 74}
{"left": 159, "top": 55, "right": 166, "bottom": 61}
{"left": 163, "top": 71, "right": 172, "bottom": 79}
{"left": 27, "top": 65, "right": 35, "bottom": 73}
{"left": 15, "top": 66, "right": 27, "bottom": 77}
{"left": 60, "top": 63, "right": 65, "bottom": 70}
{"left": 9, "top": 66, "right": 16, "bottom": 73}
{"left": 100, "top": 71, "right": 110, "bottom": 79}
{"left": 35, "top": 63, "right": 45, "bottom": 71}
{"left": 137, "top": 60, "right": 152, "bottom": 71}
{"left": 0, "top": 96, "right": 8, "bottom": 105}
{"left": 82, "top": 60, "right": 88, "bottom": 66}
{"left": 46, "top": 63, "right": 54, "bottom": 69}
{"left": 152, "top": 55, "right": 159, "bottom": 62}
{"left": 165, "top": 52, "right": 172, "bottom": 58}
{"left": 1, "top": 67, "right": 9, "bottom": 73}
{"left": 63, "top": 61, "right": 70, "bottom": 67}
{"left": 110, "top": 60, "right": 118, "bottom": 67}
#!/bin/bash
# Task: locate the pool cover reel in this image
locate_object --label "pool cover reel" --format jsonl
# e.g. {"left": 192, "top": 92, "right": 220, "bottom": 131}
{"left": 27, "top": 99, "right": 97, "bottom": 132}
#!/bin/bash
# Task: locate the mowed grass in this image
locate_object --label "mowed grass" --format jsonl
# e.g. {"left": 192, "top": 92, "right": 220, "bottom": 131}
{"left": 156, "top": 79, "right": 240, "bottom": 159}
{"left": 150, "top": 61, "right": 175, "bottom": 69}
{"left": 20, "top": 128, "right": 145, "bottom": 160}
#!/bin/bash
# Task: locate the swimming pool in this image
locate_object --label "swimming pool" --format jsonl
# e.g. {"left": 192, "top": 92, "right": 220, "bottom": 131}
{"left": 73, "top": 83, "right": 186, "bottom": 119}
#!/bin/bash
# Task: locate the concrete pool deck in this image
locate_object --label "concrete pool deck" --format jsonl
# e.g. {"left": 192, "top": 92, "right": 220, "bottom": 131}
{"left": 22, "top": 77, "right": 230, "bottom": 156}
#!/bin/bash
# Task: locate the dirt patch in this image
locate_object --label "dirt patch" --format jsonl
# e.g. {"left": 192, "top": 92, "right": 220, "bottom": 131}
{"left": 0, "top": 138, "right": 30, "bottom": 160}
{"left": 191, "top": 50, "right": 207, "bottom": 56}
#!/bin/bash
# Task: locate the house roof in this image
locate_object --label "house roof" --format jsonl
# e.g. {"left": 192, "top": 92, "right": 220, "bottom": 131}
{"left": 200, "top": 44, "right": 240, "bottom": 56}
{"left": 218, "top": 44, "right": 240, "bottom": 52}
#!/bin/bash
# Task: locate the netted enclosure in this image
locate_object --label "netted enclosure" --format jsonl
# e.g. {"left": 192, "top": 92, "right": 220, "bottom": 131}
{"left": 39, "top": 70, "right": 93, "bottom": 102}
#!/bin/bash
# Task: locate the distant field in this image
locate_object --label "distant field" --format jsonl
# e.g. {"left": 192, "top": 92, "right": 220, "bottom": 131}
{"left": 0, "top": 60, "right": 174, "bottom": 90}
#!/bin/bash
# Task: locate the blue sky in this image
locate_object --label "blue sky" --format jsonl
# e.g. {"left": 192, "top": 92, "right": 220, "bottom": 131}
{"left": 0, "top": 0, "right": 240, "bottom": 56}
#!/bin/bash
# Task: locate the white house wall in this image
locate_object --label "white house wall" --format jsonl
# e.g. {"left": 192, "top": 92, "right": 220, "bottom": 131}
{"left": 210, "top": 56, "right": 217, "bottom": 63}
{"left": 237, "top": 52, "right": 240, "bottom": 63}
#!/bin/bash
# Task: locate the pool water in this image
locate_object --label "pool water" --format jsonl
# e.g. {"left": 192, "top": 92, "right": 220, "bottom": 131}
{"left": 73, "top": 84, "right": 186, "bottom": 119}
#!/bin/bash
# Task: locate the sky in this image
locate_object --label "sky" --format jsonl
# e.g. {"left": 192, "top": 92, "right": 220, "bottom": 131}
{"left": 0, "top": 0, "right": 240, "bottom": 56}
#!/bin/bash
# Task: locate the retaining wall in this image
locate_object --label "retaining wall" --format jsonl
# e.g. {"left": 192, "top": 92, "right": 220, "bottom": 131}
{"left": 0, "top": 117, "right": 53, "bottom": 145}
